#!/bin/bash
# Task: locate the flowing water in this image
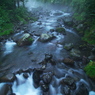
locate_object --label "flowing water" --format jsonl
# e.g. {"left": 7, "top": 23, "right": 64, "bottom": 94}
{"left": 0, "top": 2, "right": 95, "bottom": 95}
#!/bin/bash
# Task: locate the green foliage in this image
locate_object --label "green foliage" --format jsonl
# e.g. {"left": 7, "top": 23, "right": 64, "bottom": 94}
{"left": 84, "top": 60, "right": 95, "bottom": 79}
{"left": 27, "top": 37, "right": 34, "bottom": 42}
{"left": 0, "top": 6, "right": 13, "bottom": 36}
{"left": 82, "top": 27, "right": 95, "bottom": 45}
{"left": 0, "top": 5, "right": 37, "bottom": 36}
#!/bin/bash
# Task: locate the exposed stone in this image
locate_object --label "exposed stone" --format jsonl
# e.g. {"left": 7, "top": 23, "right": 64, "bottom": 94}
{"left": 0, "top": 36, "right": 5, "bottom": 42}
{"left": 40, "top": 81, "right": 49, "bottom": 92}
{"left": 88, "top": 53, "right": 95, "bottom": 60}
{"left": 63, "top": 15, "right": 73, "bottom": 27}
{"left": 70, "top": 49, "right": 81, "bottom": 60}
{"left": 42, "top": 72, "right": 52, "bottom": 84}
{"left": 17, "top": 33, "right": 34, "bottom": 46}
{"left": 56, "top": 27, "right": 66, "bottom": 35}
{"left": 50, "top": 29, "right": 55, "bottom": 32}
{"left": 23, "top": 73, "right": 29, "bottom": 79}
{"left": 0, "top": 73, "right": 15, "bottom": 82}
{"left": 63, "top": 58, "right": 74, "bottom": 66}
{"left": 82, "top": 56, "right": 89, "bottom": 65}
{"left": 37, "top": 21, "right": 42, "bottom": 25}
{"left": 39, "top": 33, "right": 55, "bottom": 42}
{"left": 61, "top": 85, "right": 70, "bottom": 95}
{"left": 45, "top": 54, "right": 52, "bottom": 62}
{"left": 75, "top": 83, "right": 89, "bottom": 95}
{"left": 0, "top": 83, "right": 10, "bottom": 95}
{"left": 53, "top": 12, "right": 63, "bottom": 16}
{"left": 64, "top": 43, "right": 74, "bottom": 50}
{"left": 76, "top": 24, "right": 83, "bottom": 30}
{"left": 61, "top": 77, "right": 75, "bottom": 86}
{"left": 33, "top": 69, "right": 43, "bottom": 86}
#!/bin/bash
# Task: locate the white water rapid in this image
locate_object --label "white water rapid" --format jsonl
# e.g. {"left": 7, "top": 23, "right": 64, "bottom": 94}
{"left": 12, "top": 73, "right": 41, "bottom": 95}
{"left": 3, "top": 40, "right": 16, "bottom": 56}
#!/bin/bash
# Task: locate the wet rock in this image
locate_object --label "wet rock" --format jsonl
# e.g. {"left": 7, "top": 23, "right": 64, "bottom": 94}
{"left": 17, "top": 33, "right": 34, "bottom": 46}
{"left": 64, "top": 43, "right": 74, "bottom": 50}
{"left": 61, "top": 76, "right": 75, "bottom": 86}
{"left": 61, "top": 85, "right": 70, "bottom": 95}
{"left": 50, "top": 29, "right": 55, "bottom": 32}
{"left": 50, "top": 59, "right": 56, "bottom": 65}
{"left": 75, "top": 83, "right": 89, "bottom": 95}
{"left": 39, "top": 33, "right": 55, "bottom": 42}
{"left": 42, "top": 72, "right": 53, "bottom": 84}
{"left": 45, "top": 54, "right": 52, "bottom": 62}
{"left": 92, "top": 47, "right": 95, "bottom": 54}
{"left": 76, "top": 24, "right": 83, "bottom": 30}
{"left": 40, "top": 81, "right": 49, "bottom": 92}
{"left": 23, "top": 73, "right": 29, "bottom": 79}
{"left": 63, "top": 58, "right": 74, "bottom": 66}
{"left": 37, "top": 21, "right": 42, "bottom": 25}
{"left": 0, "top": 83, "right": 10, "bottom": 95}
{"left": 63, "top": 15, "right": 73, "bottom": 27}
{"left": 16, "top": 69, "right": 23, "bottom": 74}
{"left": 56, "top": 27, "right": 66, "bottom": 35}
{"left": 0, "top": 73, "right": 15, "bottom": 82}
{"left": 33, "top": 69, "right": 43, "bottom": 86}
{"left": 82, "top": 56, "right": 88, "bottom": 65}
{"left": 88, "top": 53, "right": 95, "bottom": 60}
{"left": 70, "top": 49, "right": 81, "bottom": 60}
{"left": 0, "top": 36, "right": 5, "bottom": 42}
{"left": 53, "top": 12, "right": 63, "bottom": 16}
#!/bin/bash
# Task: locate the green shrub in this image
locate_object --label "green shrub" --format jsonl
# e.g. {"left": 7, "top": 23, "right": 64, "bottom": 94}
{"left": 84, "top": 60, "right": 95, "bottom": 79}
{"left": 82, "top": 26, "right": 95, "bottom": 45}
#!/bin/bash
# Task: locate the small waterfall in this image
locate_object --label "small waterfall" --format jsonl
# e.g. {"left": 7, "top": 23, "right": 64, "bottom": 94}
{"left": 3, "top": 40, "right": 16, "bottom": 56}
{"left": 12, "top": 73, "right": 41, "bottom": 95}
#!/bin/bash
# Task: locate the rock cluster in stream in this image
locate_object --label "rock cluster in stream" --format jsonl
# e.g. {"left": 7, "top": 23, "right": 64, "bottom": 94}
{"left": 0, "top": 54, "right": 92, "bottom": 95}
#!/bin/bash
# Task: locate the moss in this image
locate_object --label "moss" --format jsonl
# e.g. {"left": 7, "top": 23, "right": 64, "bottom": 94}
{"left": 27, "top": 37, "right": 34, "bottom": 42}
{"left": 56, "top": 27, "right": 66, "bottom": 35}
{"left": 84, "top": 60, "right": 95, "bottom": 79}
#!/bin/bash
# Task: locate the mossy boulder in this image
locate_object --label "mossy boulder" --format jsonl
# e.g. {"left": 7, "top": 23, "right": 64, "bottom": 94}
{"left": 56, "top": 27, "right": 66, "bottom": 35}
{"left": 70, "top": 49, "right": 81, "bottom": 60}
{"left": 17, "top": 33, "right": 34, "bottom": 46}
{"left": 64, "top": 43, "right": 74, "bottom": 50}
{"left": 39, "top": 33, "right": 55, "bottom": 42}
{"left": 84, "top": 60, "right": 95, "bottom": 80}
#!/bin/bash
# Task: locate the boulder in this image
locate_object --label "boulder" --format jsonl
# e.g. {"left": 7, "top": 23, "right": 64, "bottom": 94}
{"left": 45, "top": 54, "right": 52, "bottom": 62}
{"left": 88, "top": 53, "right": 95, "bottom": 60}
{"left": 53, "top": 12, "right": 63, "bottom": 16}
{"left": 23, "top": 73, "right": 29, "bottom": 79}
{"left": 56, "top": 27, "right": 66, "bottom": 35}
{"left": 17, "top": 33, "right": 34, "bottom": 46}
{"left": 0, "top": 73, "right": 15, "bottom": 82}
{"left": 40, "top": 81, "right": 49, "bottom": 92}
{"left": 63, "top": 15, "right": 73, "bottom": 27}
{"left": 75, "top": 83, "right": 89, "bottom": 95}
{"left": 61, "top": 77, "right": 75, "bottom": 86}
{"left": 64, "top": 43, "right": 74, "bottom": 50}
{"left": 61, "top": 85, "right": 70, "bottom": 95}
{"left": 70, "top": 49, "right": 81, "bottom": 60}
{"left": 63, "top": 58, "right": 74, "bottom": 66}
{"left": 0, "top": 83, "right": 10, "bottom": 95}
{"left": 33, "top": 69, "right": 43, "bottom": 86}
{"left": 42, "top": 73, "right": 52, "bottom": 84}
{"left": 39, "top": 33, "right": 55, "bottom": 42}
